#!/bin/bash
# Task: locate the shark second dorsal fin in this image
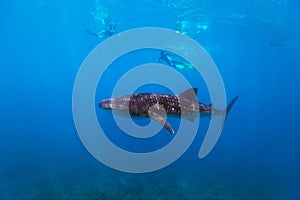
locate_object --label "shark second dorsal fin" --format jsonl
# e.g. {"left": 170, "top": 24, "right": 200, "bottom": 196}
{"left": 178, "top": 88, "right": 198, "bottom": 102}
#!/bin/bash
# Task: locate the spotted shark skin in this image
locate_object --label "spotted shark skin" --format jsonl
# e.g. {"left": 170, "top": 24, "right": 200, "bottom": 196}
{"left": 99, "top": 88, "right": 238, "bottom": 134}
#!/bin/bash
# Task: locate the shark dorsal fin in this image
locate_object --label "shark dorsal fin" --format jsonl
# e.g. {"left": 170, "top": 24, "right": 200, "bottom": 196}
{"left": 178, "top": 88, "right": 198, "bottom": 102}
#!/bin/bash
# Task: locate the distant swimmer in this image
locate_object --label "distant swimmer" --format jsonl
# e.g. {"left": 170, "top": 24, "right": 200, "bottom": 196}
{"left": 158, "top": 51, "right": 193, "bottom": 69}
{"left": 267, "top": 40, "right": 288, "bottom": 48}
{"left": 86, "top": 23, "right": 116, "bottom": 38}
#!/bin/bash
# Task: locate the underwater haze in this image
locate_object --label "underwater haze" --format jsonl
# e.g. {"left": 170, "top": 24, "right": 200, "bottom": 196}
{"left": 1, "top": 0, "right": 300, "bottom": 199}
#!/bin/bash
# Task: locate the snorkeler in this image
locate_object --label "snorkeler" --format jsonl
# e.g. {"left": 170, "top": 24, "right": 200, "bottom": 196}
{"left": 86, "top": 23, "right": 116, "bottom": 38}
{"left": 158, "top": 51, "right": 193, "bottom": 69}
{"left": 267, "top": 40, "right": 288, "bottom": 48}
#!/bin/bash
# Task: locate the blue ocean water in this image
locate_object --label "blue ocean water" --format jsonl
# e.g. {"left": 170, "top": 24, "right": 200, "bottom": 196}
{"left": 1, "top": 0, "right": 300, "bottom": 199}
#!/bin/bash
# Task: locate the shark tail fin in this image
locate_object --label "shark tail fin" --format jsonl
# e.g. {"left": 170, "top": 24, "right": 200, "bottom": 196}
{"left": 217, "top": 96, "right": 238, "bottom": 126}
{"left": 226, "top": 96, "right": 239, "bottom": 117}
{"left": 212, "top": 96, "right": 238, "bottom": 116}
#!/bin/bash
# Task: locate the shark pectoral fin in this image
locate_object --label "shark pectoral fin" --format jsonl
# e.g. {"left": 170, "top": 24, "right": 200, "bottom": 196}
{"left": 161, "top": 120, "right": 174, "bottom": 134}
{"left": 149, "top": 110, "right": 174, "bottom": 134}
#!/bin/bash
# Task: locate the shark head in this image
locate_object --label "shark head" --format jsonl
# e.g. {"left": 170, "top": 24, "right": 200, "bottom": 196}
{"left": 99, "top": 99, "right": 112, "bottom": 109}
{"left": 99, "top": 95, "right": 131, "bottom": 110}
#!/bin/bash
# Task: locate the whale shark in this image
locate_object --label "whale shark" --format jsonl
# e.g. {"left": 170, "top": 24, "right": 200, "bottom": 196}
{"left": 99, "top": 88, "right": 238, "bottom": 134}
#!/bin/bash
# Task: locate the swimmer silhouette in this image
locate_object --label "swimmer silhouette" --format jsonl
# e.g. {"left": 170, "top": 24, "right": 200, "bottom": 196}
{"left": 86, "top": 24, "right": 116, "bottom": 38}
{"left": 158, "top": 51, "right": 193, "bottom": 69}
